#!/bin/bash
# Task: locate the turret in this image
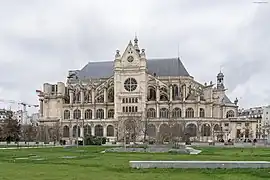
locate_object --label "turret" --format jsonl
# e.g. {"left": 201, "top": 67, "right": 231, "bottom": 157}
{"left": 217, "top": 71, "right": 225, "bottom": 90}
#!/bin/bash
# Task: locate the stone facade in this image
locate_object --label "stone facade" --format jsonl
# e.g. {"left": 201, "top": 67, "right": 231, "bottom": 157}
{"left": 38, "top": 37, "right": 257, "bottom": 144}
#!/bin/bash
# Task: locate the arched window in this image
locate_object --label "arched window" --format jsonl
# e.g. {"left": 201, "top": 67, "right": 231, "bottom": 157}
{"left": 73, "top": 109, "right": 81, "bottom": 119}
{"left": 172, "top": 108, "right": 181, "bottom": 118}
{"left": 201, "top": 124, "right": 211, "bottom": 136}
{"left": 107, "top": 88, "right": 114, "bottom": 103}
{"left": 84, "top": 125, "right": 91, "bottom": 137}
{"left": 64, "top": 110, "right": 70, "bottom": 119}
{"left": 63, "top": 125, "right": 69, "bottom": 137}
{"left": 199, "top": 108, "right": 205, "bottom": 118}
{"left": 226, "top": 110, "right": 235, "bottom": 118}
{"left": 160, "top": 108, "right": 169, "bottom": 118}
{"left": 185, "top": 108, "right": 194, "bottom": 118}
{"left": 146, "top": 124, "right": 156, "bottom": 137}
{"left": 172, "top": 84, "right": 179, "bottom": 100}
{"left": 107, "top": 125, "right": 114, "bottom": 136}
{"left": 147, "top": 86, "right": 156, "bottom": 101}
{"left": 84, "top": 109, "right": 92, "bottom": 119}
{"left": 108, "top": 109, "right": 114, "bottom": 118}
{"left": 95, "top": 125, "right": 103, "bottom": 136}
{"left": 213, "top": 124, "right": 222, "bottom": 132}
{"left": 96, "top": 109, "right": 104, "bottom": 119}
{"left": 185, "top": 123, "right": 197, "bottom": 137}
{"left": 72, "top": 125, "right": 80, "bottom": 137}
{"left": 147, "top": 108, "right": 156, "bottom": 118}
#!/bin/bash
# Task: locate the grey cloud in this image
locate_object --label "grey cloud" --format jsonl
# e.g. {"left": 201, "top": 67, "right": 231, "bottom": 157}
{"left": 0, "top": 0, "right": 269, "bottom": 109}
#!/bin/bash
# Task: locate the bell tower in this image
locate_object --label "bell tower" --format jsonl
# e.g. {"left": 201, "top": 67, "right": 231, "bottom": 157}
{"left": 217, "top": 71, "right": 225, "bottom": 90}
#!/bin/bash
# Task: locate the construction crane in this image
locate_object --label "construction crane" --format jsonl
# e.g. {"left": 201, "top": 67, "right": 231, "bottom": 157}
{"left": 0, "top": 99, "right": 39, "bottom": 124}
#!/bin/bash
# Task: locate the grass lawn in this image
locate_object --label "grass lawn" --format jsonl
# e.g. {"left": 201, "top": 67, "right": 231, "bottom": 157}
{"left": 0, "top": 146, "right": 270, "bottom": 180}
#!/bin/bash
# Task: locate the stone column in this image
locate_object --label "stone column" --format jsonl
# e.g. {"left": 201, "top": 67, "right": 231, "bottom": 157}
{"left": 69, "top": 124, "right": 73, "bottom": 139}
{"left": 169, "top": 85, "right": 173, "bottom": 102}
{"left": 182, "top": 106, "right": 186, "bottom": 118}
{"left": 156, "top": 86, "right": 160, "bottom": 101}
{"left": 69, "top": 90, "right": 73, "bottom": 104}
{"left": 91, "top": 89, "right": 95, "bottom": 104}
{"left": 156, "top": 103, "right": 160, "bottom": 118}
{"left": 81, "top": 109, "right": 84, "bottom": 120}
{"left": 103, "top": 125, "right": 107, "bottom": 137}
{"left": 197, "top": 104, "right": 200, "bottom": 118}
{"left": 182, "top": 85, "right": 186, "bottom": 101}
{"left": 80, "top": 127, "right": 84, "bottom": 137}
{"left": 80, "top": 90, "right": 84, "bottom": 104}
{"left": 91, "top": 126, "right": 95, "bottom": 136}
{"left": 92, "top": 108, "right": 95, "bottom": 119}
{"left": 104, "top": 108, "right": 107, "bottom": 119}
{"left": 39, "top": 99, "right": 44, "bottom": 117}
{"left": 104, "top": 88, "right": 107, "bottom": 103}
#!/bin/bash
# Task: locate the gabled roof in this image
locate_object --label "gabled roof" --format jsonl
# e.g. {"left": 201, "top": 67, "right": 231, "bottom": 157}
{"left": 223, "top": 95, "right": 233, "bottom": 104}
{"left": 77, "top": 58, "right": 190, "bottom": 79}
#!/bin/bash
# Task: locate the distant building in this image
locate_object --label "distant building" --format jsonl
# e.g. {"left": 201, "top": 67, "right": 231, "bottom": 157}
{"left": 239, "top": 105, "right": 270, "bottom": 139}
{"left": 0, "top": 109, "right": 13, "bottom": 122}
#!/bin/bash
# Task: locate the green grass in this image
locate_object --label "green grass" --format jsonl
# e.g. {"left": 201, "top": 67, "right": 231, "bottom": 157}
{"left": 0, "top": 146, "right": 270, "bottom": 180}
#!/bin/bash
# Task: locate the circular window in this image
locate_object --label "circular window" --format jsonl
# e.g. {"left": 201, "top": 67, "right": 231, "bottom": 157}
{"left": 127, "top": 56, "right": 134, "bottom": 62}
{"left": 124, "top": 78, "right": 137, "bottom": 92}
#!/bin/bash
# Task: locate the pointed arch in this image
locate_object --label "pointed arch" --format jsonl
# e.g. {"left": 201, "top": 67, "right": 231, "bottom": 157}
{"left": 147, "top": 108, "right": 156, "bottom": 118}
{"left": 185, "top": 123, "right": 197, "bottom": 137}
{"left": 94, "top": 125, "right": 103, "bottom": 136}
{"left": 201, "top": 123, "right": 211, "bottom": 136}
{"left": 172, "top": 84, "right": 179, "bottom": 100}
{"left": 213, "top": 124, "right": 222, "bottom": 132}
{"left": 147, "top": 86, "right": 156, "bottom": 101}
{"left": 159, "top": 123, "right": 170, "bottom": 142}
{"left": 107, "top": 87, "right": 114, "bottom": 103}
{"left": 84, "top": 125, "right": 91, "bottom": 137}
{"left": 160, "top": 108, "right": 169, "bottom": 118}
{"left": 107, "top": 109, "right": 114, "bottom": 119}
{"left": 84, "top": 109, "right": 92, "bottom": 119}
{"left": 64, "top": 110, "right": 70, "bottom": 120}
{"left": 72, "top": 125, "right": 80, "bottom": 137}
{"left": 73, "top": 109, "right": 81, "bottom": 119}
{"left": 63, "top": 125, "right": 69, "bottom": 137}
{"left": 172, "top": 108, "right": 181, "bottom": 118}
{"left": 146, "top": 124, "right": 156, "bottom": 138}
{"left": 226, "top": 110, "right": 235, "bottom": 118}
{"left": 199, "top": 108, "right": 205, "bottom": 118}
{"left": 185, "top": 108, "right": 194, "bottom": 118}
{"left": 107, "top": 125, "right": 114, "bottom": 137}
{"left": 172, "top": 123, "right": 183, "bottom": 137}
{"left": 96, "top": 109, "right": 104, "bottom": 119}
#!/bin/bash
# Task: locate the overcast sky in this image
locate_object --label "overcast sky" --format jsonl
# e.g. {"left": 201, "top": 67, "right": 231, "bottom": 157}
{"left": 0, "top": 0, "right": 269, "bottom": 112}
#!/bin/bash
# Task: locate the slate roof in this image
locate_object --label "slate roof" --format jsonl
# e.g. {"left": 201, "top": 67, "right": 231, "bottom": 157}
{"left": 77, "top": 58, "right": 190, "bottom": 79}
{"left": 223, "top": 95, "right": 233, "bottom": 104}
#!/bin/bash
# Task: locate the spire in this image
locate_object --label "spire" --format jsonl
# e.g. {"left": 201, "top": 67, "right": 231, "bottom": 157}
{"left": 134, "top": 34, "right": 140, "bottom": 53}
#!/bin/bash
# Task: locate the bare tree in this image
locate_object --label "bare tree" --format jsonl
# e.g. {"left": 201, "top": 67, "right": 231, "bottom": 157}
{"left": 3, "top": 118, "right": 21, "bottom": 143}
{"left": 21, "top": 125, "right": 38, "bottom": 145}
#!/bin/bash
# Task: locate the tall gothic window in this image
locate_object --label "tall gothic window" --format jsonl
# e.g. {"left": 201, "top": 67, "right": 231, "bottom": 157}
{"left": 84, "top": 109, "right": 92, "bottom": 119}
{"left": 64, "top": 110, "right": 70, "bottom": 119}
{"left": 185, "top": 108, "right": 194, "bottom": 118}
{"left": 199, "top": 108, "right": 205, "bottom": 118}
{"left": 172, "top": 108, "right": 181, "bottom": 118}
{"left": 160, "top": 108, "right": 169, "bottom": 118}
{"left": 147, "top": 108, "right": 156, "bottom": 118}
{"left": 96, "top": 109, "right": 104, "bottom": 119}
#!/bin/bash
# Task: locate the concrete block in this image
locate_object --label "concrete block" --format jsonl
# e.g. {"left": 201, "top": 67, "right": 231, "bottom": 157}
{"left": 130, "top": 161, "right": 270, "bottom": 169}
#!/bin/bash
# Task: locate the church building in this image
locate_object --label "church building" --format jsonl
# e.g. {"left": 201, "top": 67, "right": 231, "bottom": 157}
{"left": 37, "top": 37, "right": 257, "bottom": 144}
